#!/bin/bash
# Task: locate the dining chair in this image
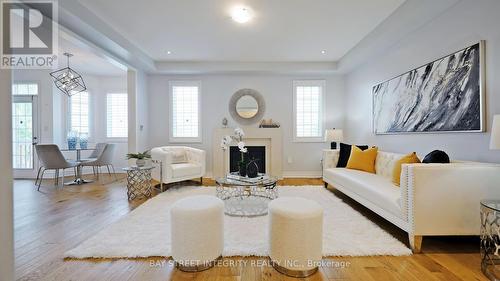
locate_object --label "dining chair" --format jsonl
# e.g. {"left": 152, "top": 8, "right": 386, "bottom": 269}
{"left": 80, "top": 144, "right": 117, "bottom": 179}
{"left": 81, "top": 143, "right": 107, "bottom": 175}
{"left": 35, "top": 144, "right": 79, "bottom": 191}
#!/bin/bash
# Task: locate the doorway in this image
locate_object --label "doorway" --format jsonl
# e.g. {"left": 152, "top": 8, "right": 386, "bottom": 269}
{"left": 12, "top": 83, "right": 39, "bottom": 178}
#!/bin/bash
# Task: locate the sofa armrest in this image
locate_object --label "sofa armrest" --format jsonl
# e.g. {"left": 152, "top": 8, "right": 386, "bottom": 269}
{"left": 323, "top": 149, "right": 340, "bottom": 171}
{"left": 151, "top": 147, "right": 174, "bottom": 181}
{"left": 400, "top": 163, "right": 500, "bottom": 235}
{"left": 185, "top": 147, "right": 206, "bottom": 176}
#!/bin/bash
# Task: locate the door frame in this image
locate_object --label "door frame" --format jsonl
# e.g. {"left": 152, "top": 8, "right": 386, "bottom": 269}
{"left": 12, "top": 92, "right": 40, "bottom": 179}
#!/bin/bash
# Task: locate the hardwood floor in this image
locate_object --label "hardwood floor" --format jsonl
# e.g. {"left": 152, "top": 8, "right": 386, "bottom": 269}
{"left": 14, "top": 175, "right": 486, "bottom": 281}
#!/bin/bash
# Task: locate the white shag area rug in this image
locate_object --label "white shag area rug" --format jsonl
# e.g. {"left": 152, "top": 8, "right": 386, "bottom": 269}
{"left": 65, "top": 186, "right": 411, "bottom": 258}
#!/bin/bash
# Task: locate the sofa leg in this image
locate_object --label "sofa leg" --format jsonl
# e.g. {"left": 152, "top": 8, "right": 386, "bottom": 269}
{"left": 409, "top": 234, "right": 423, "bottom": 253}
{"left": 324, "top": 182, "right": 328, "bottom": 189}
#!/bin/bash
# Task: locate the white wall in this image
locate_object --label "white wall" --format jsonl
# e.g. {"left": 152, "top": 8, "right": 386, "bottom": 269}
{"left": 148, "top": 74, "right": 345, "bottom": 177}
{"left": 344, "top": 0, "right": 500, "bottom": 163}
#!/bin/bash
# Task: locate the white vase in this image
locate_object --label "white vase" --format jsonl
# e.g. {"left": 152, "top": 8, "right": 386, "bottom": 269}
{"left": 136, "top": 159, "right": 146, "bottom": 167}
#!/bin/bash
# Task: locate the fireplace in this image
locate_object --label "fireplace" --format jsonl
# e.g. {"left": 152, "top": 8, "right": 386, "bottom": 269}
{"left": 229, "top": 146, "right": 266, "bottom": 173}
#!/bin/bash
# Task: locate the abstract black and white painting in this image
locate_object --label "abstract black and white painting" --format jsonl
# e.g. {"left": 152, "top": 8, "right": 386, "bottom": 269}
{"left": 373, "top": 42, "right": 484, "bottom": 134}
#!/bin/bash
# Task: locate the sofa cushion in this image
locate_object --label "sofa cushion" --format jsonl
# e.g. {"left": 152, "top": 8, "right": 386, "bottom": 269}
{"left": 392, "top": 152, "right": 420, "bottom": 186}
{"left": 337, "top": 143, "right": 369, "bottom": 168}
{"left": 324, "top": 168, "right": 402, "bottom": 218}
{"left": 346, "top": 146, "right": 378, "bottom": 173}
{"left": 171, "top": 150, "right": 187, "bottom": 163}
{"left": 375, "top": 151, "right": 406, "bottom": 179}
{"left": 171, "top": 163, "right": 201, "bottom": 178}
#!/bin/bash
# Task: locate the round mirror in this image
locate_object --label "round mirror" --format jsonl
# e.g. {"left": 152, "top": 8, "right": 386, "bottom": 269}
{"left": 236, "top": 95, "right": 259, "bottom": 118}
{"left": 229, "top": 89, "right": 265, "bottom": 125}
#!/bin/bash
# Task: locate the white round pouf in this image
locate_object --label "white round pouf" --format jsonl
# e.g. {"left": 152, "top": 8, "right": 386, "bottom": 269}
{"left": 170, "top": 195, "right": 224, "bottom": 271}
{"left": 268, "top": 197, "right": 323, "bottom": 277}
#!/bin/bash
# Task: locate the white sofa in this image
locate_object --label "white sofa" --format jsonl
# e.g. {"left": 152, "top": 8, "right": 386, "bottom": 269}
{"left": 151, "top": 146, "right": 206, "bottom": 184}
{"left": 322, "top": 149, "right": 500, "bottom": 252}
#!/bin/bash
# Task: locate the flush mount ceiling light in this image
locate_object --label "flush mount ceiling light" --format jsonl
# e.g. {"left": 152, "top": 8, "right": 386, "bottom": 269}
{"left": 231, "top": 6, "right": 253, "bottom": 24}
{"left": 50, "top": 52, "right": 87, "bottom": 97}
{"left": 321, "top": 50, "right": 327, "bottom": 54}
{"left": 167, "top": 51, "right": 172, "bottom": 55}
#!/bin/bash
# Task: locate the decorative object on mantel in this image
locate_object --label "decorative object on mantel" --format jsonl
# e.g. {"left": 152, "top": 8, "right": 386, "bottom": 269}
{"left": 373, "top": 41, "right": 485, "bottom": 134}
{"left": 229, "top": 89, "right": 266, "bottom": 125}
{"left": 259, "top": 119, "right": 280, "bottom": 128}
{"left": 220, "top": 127, "right": 251, "bottom": 176}
{"left": 222, "top": 117, "right": 228, "bottom": 128}
{"left": 50, "top": 53, "right": 87, "bottom": 97}
{"left": 490, "top": 115, "right": 500, "bottom": 150}
{"left": 324, "top": 128, "right": 343, "bottom": 149}
{"left": 126, "top": 150, "right": 151, "bottom": 167}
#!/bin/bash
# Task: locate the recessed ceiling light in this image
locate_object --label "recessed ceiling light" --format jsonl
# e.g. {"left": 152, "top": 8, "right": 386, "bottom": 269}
{"left": 167, "top": 51, "right": 172, "bottom": 55}
{"left": 231, "top": 6, "right": 253, "bottom": 24}
{"left": 321, "top": 50, "right": 326, "bottom": 54}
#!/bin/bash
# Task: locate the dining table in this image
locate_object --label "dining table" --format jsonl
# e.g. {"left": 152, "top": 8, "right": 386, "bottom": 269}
{"left": 60, "top": 147, "right": 96, "bottom": 185}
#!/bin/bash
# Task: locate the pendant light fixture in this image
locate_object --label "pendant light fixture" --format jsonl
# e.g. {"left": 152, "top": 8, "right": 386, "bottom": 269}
{"left": 50, "top": 52, "right": 87, "bottom": 96}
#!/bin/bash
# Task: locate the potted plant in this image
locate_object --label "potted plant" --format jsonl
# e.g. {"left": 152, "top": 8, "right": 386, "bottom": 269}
{"left": 221, "top": 128, "right": 248, "bottom": 176}
{"left": 126, "top": 150, "right": 151, "bottom": 167}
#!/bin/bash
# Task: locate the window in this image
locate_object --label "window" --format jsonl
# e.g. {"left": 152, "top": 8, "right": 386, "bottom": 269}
{"left": 169, "top": 81, "right": 201, "bottom": 142}
{"left": 106, "top": 93, "right": 128, "bottom": 138}
{"left": 12, "top": 83, "right": 38, "bottom": 96}
{"left": 293, "top": 80, "right": 325, "bottom": 142}
{"left": 69, "top": 92, "right": 90, "bottom": 136}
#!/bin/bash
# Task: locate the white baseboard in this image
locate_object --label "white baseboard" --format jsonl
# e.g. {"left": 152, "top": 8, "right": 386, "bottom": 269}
{"left": 282, "top": 171, "right": 322, "bottom": 178}
{"left": 205, "top": 171, "right": 321, "bottom": 179}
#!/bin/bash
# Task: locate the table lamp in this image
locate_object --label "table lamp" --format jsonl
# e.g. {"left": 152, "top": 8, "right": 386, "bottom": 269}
{"left": 324, "top": 129, "right": 343, "bottom": 150}
{"left": 490, "top": 115, "right": 500, "bottom": 150}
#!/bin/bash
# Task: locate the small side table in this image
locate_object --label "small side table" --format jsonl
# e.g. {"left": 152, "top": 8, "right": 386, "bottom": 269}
{"left": 123, "top": 166, "right": 154, "bottom": 200}
{"left": 480, "top": 200, "right": 500, "bottom": 280}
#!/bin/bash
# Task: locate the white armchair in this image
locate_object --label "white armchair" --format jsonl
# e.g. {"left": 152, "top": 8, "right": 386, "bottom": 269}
{"left": 151, "top": 146, "right": 206, "bottom": 184}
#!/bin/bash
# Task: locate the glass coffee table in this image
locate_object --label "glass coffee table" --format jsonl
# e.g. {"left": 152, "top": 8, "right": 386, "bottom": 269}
{"left": 216, "top": 174, "right": 278, "bottom": 217}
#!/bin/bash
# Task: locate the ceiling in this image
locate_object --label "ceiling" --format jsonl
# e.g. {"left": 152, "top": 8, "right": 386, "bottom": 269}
{"left": 77, "top": 0, "right": 405, "bottom": 63}
{"left": 57, "top": 36, "right": 126, "bottom": 76}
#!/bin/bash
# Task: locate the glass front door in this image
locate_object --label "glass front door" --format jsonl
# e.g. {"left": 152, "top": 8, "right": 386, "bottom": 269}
{"left": 12, "top": 95, "right": 39, "bottom": 178}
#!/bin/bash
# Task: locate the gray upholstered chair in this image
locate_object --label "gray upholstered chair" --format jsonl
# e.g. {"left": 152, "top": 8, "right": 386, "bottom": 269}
{"left": 81, "top": 143, "right": 107, "bottom": 175}
{"left": 80, "top": 143, "right": 116, "bottom": 178}
{"left": 35, "top": 144, "right": 79, "bottom": 190}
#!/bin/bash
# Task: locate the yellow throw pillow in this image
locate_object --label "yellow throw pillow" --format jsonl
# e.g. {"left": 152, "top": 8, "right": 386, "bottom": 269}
{"left": 392, "top": 152, "right": 421, "bottom": 186}
{"left": 346, "top": 146, "right": 378, "bottom": 173}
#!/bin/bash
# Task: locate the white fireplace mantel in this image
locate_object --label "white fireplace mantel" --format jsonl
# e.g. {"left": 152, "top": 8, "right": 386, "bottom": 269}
{"left": 212, "top": 127, "right": 283, "bottom": 179}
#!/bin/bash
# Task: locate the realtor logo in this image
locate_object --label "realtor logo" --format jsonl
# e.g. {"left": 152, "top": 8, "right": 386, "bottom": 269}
{"left": 1, "top": 0, "right": 58, "bottom": 69}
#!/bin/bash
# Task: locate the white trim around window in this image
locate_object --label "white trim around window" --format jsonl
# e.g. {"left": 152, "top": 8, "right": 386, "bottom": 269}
{"left": 169, "top": 81, "right": 202, "bottom": 143}
{"left": 293, "top": 80, "right": 325, "bottom": 142}
{"left": 106, "top": 93, "right": 128, "bottom": 139}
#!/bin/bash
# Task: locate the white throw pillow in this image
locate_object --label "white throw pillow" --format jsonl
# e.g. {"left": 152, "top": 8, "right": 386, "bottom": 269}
{"left": 171, "top": 150, "right": 187, "bottom": 163}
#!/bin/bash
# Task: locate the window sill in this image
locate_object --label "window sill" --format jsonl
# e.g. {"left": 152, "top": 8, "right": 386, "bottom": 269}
{"left": 169, "top": 137, "right": 202, "bottom": 144}
{"left": 293, "top": 137, "right": 324, "bottom": 143}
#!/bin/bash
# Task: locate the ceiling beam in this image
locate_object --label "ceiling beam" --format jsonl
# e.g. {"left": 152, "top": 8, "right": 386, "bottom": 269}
{"left": 154, "top": 61, "right": 338, "bottom": 75}
{"left": 56, "top": 1, "right": 155, "bottom": 72}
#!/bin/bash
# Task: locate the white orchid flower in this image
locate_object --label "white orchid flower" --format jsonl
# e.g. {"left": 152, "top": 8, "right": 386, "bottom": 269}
{"left": 234, "top": 127, "right": 245, "bottom": 137}
{"left": 238, "top": 141, "right": 245, "bottom": 149}
{"left": 238, "top": 141, "right": 247, "bottom": 153}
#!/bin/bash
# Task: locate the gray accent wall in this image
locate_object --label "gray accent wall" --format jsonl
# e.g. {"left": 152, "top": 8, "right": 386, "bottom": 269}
{"left": 343, "top": 0, "right": 500, "bottom": 163}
